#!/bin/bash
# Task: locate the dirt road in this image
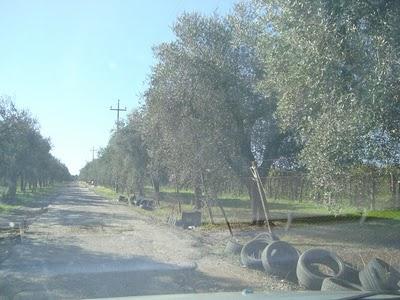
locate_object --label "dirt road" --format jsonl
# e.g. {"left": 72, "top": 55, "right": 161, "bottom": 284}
{"left": 0, "top": 183, "right": 294, "bottom": 299}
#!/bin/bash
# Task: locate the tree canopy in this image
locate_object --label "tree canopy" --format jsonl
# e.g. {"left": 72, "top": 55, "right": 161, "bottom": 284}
{"left": 0, "top": 97, "right": 71, "bottom": 200}
{"left": 80, "top": 0, "right": 400, "bottom": 219}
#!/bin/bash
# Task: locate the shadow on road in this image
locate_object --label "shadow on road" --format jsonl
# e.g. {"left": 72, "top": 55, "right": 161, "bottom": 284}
{"left": 1, "top": 236, "right": 248, "bottom": 299}
{"left": 0, "top": 184, "right": 250, "bottom": 299}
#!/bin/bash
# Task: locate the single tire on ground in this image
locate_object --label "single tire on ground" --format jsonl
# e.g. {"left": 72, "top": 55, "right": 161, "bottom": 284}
{"left": 321, "top": 278, "right": 363, "bottom": 291}
{"left": 240, "top": 238, "right": 270, "bottom": 269}
{"left": 261, "top": 241, "right": 300, "bottom": 280}
{"left": 359, "top": 258, "right": 400, "bottom": 291}
{"left": 261, "top": 241, "right": 299, "bottom": 281}
{"left": 224, "top": 239, "right": 243, "bottom": 255}
{"left": 339, "top": 263, "right": 361, "bottom": 285}
{"left": 296, "top": 248, "right": 346, "bottom": 290}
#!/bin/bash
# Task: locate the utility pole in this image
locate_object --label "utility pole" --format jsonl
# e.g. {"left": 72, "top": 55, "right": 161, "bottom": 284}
{"left": 109, "top": 99, "right": 127, "bottom": 132}
{"left": 109, "top": 99, "right": 126, "bottom": 194}
{"left": 90, "top": 147, "right": 97, "bottom": 161}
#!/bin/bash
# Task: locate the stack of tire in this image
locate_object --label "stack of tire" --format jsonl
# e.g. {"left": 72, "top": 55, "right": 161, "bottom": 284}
{"left": 235, "top": 234, "right": 400, "bottom": 292}
{"left": 240, "top": 233, "right": 300, "bottom": 281}
{"left": 297, "top": 250, "right": 400, "bottom": 292}
{"left": 297, "top": 248, "right": 361, "bottom": 290}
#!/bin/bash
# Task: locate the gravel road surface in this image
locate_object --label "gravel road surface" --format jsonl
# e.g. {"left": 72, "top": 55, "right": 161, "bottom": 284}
{"left": 0, "top": 183, "right": 293, "bottom": 299}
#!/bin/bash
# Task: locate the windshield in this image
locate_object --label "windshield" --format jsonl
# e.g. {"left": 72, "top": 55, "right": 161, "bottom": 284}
{"left": 1, "top": 0, "right": 399, "bottom": 299}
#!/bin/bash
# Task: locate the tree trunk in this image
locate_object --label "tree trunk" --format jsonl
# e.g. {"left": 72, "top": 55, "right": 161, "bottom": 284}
{"left": 194, "top": 184, "right": 202, "bottom": 209}
{"left": 245, "top": 179, "right": 265, "bottom": 225}
{"left": 135, "top": 176, "right": 145, "bottom": 197}
{"left": 152, "top": 175, "right": 160, "bottom": 204}
{"left": 390, "top": 173, "right": 397, "bottom": 207}
{"left": 299, "top": 177, "right": 304, "bottom": 202}
{"left": 221, "top": 137, "right": 272, "bottom": 225}
{"left": 6, "top": 173, "right": 18, "bottom": 200}
{"left": 138, "top": 186, "right": 144, "bottom": 197}
{"left": 114, "top": 178, "right": 119, "bottom": 193}
{"left": 20, "top": 175, "right": 25, "bottom": 192}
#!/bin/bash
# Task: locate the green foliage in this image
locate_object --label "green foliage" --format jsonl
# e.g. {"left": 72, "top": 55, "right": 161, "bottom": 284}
{"left": 253, "top": 0, "right": 400, "bottom": 205}
{"left": 0, "top": 97, "right": 71, "bottom": 200}
{"left": 79, "top": 110, "right": 150, "bottom": 195}
{"left": 366, "top": 210, "right": 400, "bottom": 221}
{"left": 142, "top": 12, "right": 298, "bottom": 215}
{"left": 79, "top": 1, "right": 400, "bottom": 212}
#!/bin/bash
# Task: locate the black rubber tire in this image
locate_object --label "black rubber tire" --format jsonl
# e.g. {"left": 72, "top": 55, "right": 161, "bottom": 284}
{"left": 359, "top": 258, "right": 400, "bottom": 291}
{"left": 321, "top": 278, "right": 363, "bottom": 291}
{"left": 296, "top": 248, "right": 346, "bottom": 290}
{"left": 224, "top": 239, "right": 243, "bottom": 255}
{"left": 240, "top": 238, "right": 270, "bottom": 269}
{"left": 261, "top": 241, "right": 299, "bottom": 280}
{"left": 339, "top": 263, "right": 361, "bottom": 285}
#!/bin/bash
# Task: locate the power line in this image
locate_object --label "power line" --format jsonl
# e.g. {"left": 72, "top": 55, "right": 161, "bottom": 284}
{"left": 109, "top": 99, "right": 127, "bottom": 132}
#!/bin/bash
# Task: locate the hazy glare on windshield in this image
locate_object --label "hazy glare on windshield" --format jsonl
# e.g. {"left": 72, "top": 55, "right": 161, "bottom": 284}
{"left": 0, "top": 0, "right": 399, "bottom": 299}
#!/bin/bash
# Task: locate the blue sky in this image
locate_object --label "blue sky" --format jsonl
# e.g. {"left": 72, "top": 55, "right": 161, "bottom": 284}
{"left": 0, "top": 0, "right": 237, "bottom": 175}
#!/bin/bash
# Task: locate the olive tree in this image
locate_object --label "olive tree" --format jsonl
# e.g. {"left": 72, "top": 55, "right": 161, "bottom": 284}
{"left": 0, "top": 97, "right": 71, "bottom": 200}
{"left": 253, "top": 0, "right": 400, "bottom": 206}
{"left": 144, "top": 13, "right": 294, "bottom": 221}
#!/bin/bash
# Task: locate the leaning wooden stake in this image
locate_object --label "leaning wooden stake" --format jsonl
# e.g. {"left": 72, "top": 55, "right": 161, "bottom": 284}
{"left": 250, "top": 161, "right": 272, "bottom": 234}
{"left": 204, "top": 199, "right": 215, "bottom": 225}
{"left": 218, "top": 202, "right": 233, "bottom": 238}
{"left": 178, "top": 200, "right": 182, "bottom": 214}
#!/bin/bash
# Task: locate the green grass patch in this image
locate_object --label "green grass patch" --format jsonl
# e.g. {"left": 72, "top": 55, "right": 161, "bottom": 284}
{"left": 0, "top": 203, "right": 16, "bottom": 213}
{"left": 0, "top": 183, "right": 63, "bottom": 213}
{"left": 92, "top": 186, "right": 119, "bottom": 200}
{"left": 365, "top": 209, "right": 400, "bottom": 220}
{"left": 12, "top": 185, "right": 57, "bottom": 206}
{"left": 159, "top": 186, "right": 193, "bottom": 194}
{"left": 218, "top": 194, "right": 249, "bottom": 208}
{"left": 136, "top": 203, "right": 194, "bottom": 222}
{"left": 79, "top": 181, "right": 121, "bottom": 200}
{"left": 16, "top": 184, "right": 61, "bottom": 205}
{"left": 89, "top": 184, "right": 400, "bottom": 224}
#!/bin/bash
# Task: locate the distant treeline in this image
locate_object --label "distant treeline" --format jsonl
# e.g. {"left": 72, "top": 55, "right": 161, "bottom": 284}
{"left": 80, "top": 0, "right": 400, "bottom": 223}
{"left": 0, "top": 97, "right": 71, "bottom": 200}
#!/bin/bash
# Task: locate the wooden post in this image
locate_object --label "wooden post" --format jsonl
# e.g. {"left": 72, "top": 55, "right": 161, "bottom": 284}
{"left": 250, "top": 162, "right": 272, "bottom": 233}
{"left": 207, "top": 202, "right": 215, "bottom": 225}
{"left": 178, "top": 200, "right": 182, "bottom": 214}
{"left": 218, "top": 202, "right": 233, "bottom": 237}
{"left": 203, "top": 198, "right": 215, "bottom": 225}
